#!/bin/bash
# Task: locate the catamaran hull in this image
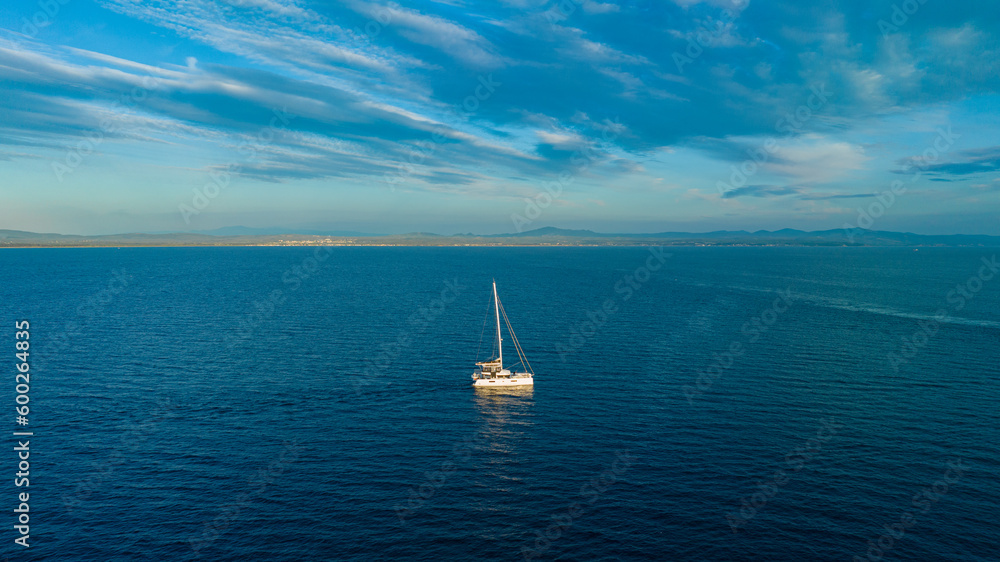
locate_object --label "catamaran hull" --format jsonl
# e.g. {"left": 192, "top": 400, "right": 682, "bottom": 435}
{"left": 472, "top": 376, "right": 534, "bottom": 387}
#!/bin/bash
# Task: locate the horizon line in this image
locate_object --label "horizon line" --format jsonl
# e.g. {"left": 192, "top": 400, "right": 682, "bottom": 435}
{"left": 4, "top": 226, "right": 1000, "bottom": 239}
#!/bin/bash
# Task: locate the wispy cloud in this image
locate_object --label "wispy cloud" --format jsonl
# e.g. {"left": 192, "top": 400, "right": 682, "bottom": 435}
{"left": 896, "top": 145, "right": 1000, "bottom": 178}
{"left": 721, "top": 184, "right": 802, "bottom": 199}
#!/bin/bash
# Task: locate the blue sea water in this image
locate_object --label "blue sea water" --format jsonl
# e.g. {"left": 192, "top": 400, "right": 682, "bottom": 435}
{"left": 0, "top": 246, "right": 998, "bottom": 561}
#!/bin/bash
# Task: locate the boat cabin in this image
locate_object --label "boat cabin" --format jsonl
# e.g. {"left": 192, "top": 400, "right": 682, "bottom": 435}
{"left": 475, "top": 358, "right": 503, "bottom": 376}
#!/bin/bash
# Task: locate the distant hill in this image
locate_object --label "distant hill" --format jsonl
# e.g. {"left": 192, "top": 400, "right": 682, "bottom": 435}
{"left": 496, "top": 226, "right": 608, "bottom": 238}
{"left": 1, "top": 227, "right": 998, "bottom": 247}
{"left": 189, "top": 226, "right": 378, "bottom": 237}
{"left": 482, "top": 227, "right": 1000, "bottom": 246}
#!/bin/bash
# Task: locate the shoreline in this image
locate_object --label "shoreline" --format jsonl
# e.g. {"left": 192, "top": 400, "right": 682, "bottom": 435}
{"left": 2, "top": 243, "right": 997, "bottom": 249}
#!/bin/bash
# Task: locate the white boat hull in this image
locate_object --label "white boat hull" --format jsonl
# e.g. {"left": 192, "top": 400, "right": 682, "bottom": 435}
{"left": 472, "top": 373, "right": 534, "bottom": 387}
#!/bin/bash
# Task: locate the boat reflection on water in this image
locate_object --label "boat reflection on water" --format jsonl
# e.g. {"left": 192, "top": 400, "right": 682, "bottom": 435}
{"left": 473, "top": 384, "right": 534, "bottom": 423}
{"left": 460, "top": 385, "right": 536, "bottom": 546}
{"left": 471, "top": 385, "right": 535, "bottom": 470}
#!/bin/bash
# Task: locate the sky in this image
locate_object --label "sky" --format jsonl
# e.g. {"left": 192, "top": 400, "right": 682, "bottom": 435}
{"left": 1, "top": 0, "right": 999, "bottom": 235}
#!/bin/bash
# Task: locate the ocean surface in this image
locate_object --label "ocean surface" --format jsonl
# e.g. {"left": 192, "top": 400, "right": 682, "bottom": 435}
{"left": 1, "top": 246, "right": 998, "bottom": 561}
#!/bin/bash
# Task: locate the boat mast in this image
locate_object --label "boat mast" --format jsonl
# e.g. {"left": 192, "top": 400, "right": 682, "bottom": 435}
{"left": 493, "top": 279, "right": 502, "bottom": 367}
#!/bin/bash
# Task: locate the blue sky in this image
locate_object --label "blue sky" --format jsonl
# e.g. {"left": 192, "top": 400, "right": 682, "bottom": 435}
{"left": 1, "top": 0, "right": 998, "bottom": 235}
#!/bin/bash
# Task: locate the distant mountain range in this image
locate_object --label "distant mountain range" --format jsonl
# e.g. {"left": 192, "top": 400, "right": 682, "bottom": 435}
{"left": 187, "top": 226, "right": 377, "bottom": 237}
{"left": 1, "top": 227, "right": 999, "bottom": 247}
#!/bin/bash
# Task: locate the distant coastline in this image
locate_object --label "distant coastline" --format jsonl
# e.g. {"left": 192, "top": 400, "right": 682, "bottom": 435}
{"left": 2, "top": 227, "right": 999, "bottom": 248}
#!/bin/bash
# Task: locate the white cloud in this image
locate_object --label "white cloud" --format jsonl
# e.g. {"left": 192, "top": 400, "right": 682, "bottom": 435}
{"left": 536, "top": 130, "right": 584, "bottom": 147}
{"left": 558, "top": 36, "right": 649, "bottom": 65}
{"left": 768, "top": 140, "right": 870, "bottom": 183}
{"left": 353, "top": 2, "right": 504, "bottom": 68}
{"left": 99, "top": 0, "right": 414, "bottom": 80}
{"left": 581, "top": 1, "right": 619, "bottom": 14}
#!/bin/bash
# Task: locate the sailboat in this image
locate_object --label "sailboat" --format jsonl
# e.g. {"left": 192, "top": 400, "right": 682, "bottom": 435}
{"left": 471, "top": 280, "right": 535, "bottom": 387}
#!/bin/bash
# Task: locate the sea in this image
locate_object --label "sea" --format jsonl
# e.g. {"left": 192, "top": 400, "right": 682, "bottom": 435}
{"left": 0, "top": 246, "right": 997, "bottom": 561}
